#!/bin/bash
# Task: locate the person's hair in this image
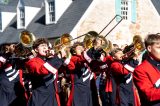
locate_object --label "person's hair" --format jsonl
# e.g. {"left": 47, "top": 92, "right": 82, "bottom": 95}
{"left": 92, "top": 36, "right": 107, "bottom": 46}
{"left": 87, "top": 31, "right": 99, "bottom": 36}
{"left": 0, "top": 43, "right": 13, "bottom": 58}
{"left": 113, "top": 44, "right": 119, "bottom": 48}
{"left": 70, "top": 42, "right": 84, "bottom": 55}
{"left": 110, "top": 48, "right": 122, "bottom": 57}
{"left": 144, "top": 33, "right": 160, "bottom": 48}
{"left": 33, "top": 38, "right": 48, "bottom": 49}
{"left": 0, "top": 43, "right": 10, "bottom": 55}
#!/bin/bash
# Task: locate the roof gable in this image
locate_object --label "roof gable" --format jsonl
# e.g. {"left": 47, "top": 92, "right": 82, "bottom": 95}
{"left": 0, "top": 0, "right": 93, "bottom": 44}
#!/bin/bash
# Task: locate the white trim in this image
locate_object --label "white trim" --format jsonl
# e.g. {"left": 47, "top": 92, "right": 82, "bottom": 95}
{"left": 83, "top": 73, "right": 91, "bottom": 82}
{"left": 63, "top": 58, "right": 70, "bottom": 66}
{"left": 83, "top": 51, "right": 92, "bottom": 63}
{"left": 6, "top": 69, "right": 16, "bottom": 76}
{"left": 83, "top": 69, "right": 89, "bottom": 75}
{"left": 126, "top": 74, "right": 133, "bottom": 84}
{"left": 155, "top": 78, "right": 160, "bottom": 88}
{"left": 43, "top": 62, "right": 57, "bottom": 74}
{"left": 124, "top": 64, "right": 134, "bottom": 72}
{"left": 53, "top": 74, "right": 56, "bottom": 80}
{"left": 5, "top": 66, "right": 12, "bottom": 72}
{"left": 0, "top": 56, "right": 6, "bottom": 63}
{"left": 90, "top": 72, "right": 94, "bottom": 80}
{"left": 8, "top": 70, "right": 19, "bottom": 81}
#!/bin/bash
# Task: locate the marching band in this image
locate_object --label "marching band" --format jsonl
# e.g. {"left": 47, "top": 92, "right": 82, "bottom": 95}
{"left": 0, "top": 30, "right": 160, "bottom": 106}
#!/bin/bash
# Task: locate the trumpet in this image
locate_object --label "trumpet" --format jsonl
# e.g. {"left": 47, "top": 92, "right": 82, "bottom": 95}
{"left": 122, "top": 35, "right": 145, "bottom": 60}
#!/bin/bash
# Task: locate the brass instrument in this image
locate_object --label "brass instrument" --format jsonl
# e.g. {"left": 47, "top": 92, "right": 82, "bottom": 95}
{"left": 19, "top": 30, "right": 36, "bottom": 47}
{"left": 83, "top": 34, "right": 112, "bottom": 54}
{"left": 83, "top": 33, "right": 98, "bottom": 49}
{"left": 14, "top": 30, "right": 36, "bottom": 58}
{"left": 53, "top": 33, "right": 72, "bottom": 58}
{"left": 123, "top": 35, "right": 145, "bottom": 59}
{"left": 52, "top": 15, "right": 123, "bottom": 56}
{"left": 103, "top": 40, "right": 112, "bottom": 53}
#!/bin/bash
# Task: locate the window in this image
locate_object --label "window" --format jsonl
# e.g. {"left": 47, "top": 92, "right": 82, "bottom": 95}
{"left": 115, "top": 0, "right": 137, "bottom": 23}
{"left": 0, "top": 13, "right": 2, "bottom": 30}
{"left": 20, "top": 18, "right": 25, "bottom": 27}
{"left": 49, "top": 13, "right": 55, "bottom": 22}
{"left": 49, "top": 1, "right": 54, "bottom": 12}
{"left": 20, "top": 9, "right": 25, "bottom": 27}
{"left": 20, "top": 9, "right": 25, "bottom": 18}
{"left": 48, "top": 1, "right": 55, "bottom": 22}
{"left": 121, "top": 0, "right": 128, "bottom": 20}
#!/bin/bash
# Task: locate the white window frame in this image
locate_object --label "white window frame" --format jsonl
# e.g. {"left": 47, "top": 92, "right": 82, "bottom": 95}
{"left": 20, "top": 18, "right": 25, "bottom": 27}
{"left": 20, "top": 9, "right": 25, "bottom": 19}
{"left": 49, "top": 13, "right": 55, "bottom": 22}
{"left": 19, "top": 9, "right": 25, "bottom": 27}
{"left": 48, "top": 1, "right": 55, "bottom": 23}
{"left": 49, "top": 1, "right": 54, "bottom": 12}
{"left": 0, "top": 13, "right": 2, "bottom": 31}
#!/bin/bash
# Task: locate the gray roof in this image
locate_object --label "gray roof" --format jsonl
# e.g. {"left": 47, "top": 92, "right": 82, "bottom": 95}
{"left": 151, "top": 0, "right": 160, "bottom": 15}
{"left": 47, "top": 0, "right": 54, "bottom": 2}
{"left": 23, "top": 0, "right": 43, "bottom": 7}
{"left": 0, "top": 0, "right": 93, "bottom": 44}
{"left": 0, "top": 0, "right": 19, "bottom": 12}
{"left": 0, "top": 0, "right": 44, "bottom": 12}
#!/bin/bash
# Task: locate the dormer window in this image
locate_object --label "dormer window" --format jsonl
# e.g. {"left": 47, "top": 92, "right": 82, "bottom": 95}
{"left": 48, "top": 1, "right": 55, "bottom": 23}
{"left": 49, "top": 13, "right": 54, "bottom": 22}
{"left": 49, "top": 2, "right": 54, "bottom": 12}
{"left": 20, "top": 8, "right": 25, "bottom": 27}
{"left": 45, "top": 0, "right": 72, "bottom": 24}
{"left": 20, "top": 9, "right": 25, "bottom": 18}
{"left": 0, "top": 13, "right": 2, "bottom": 31}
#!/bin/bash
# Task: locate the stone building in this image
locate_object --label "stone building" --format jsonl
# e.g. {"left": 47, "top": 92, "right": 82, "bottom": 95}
{"left": 73, "top": 0, "right": 160, "bottom": 46}
{"left": 0, "top": 0, "right": 160, "bottom": 46}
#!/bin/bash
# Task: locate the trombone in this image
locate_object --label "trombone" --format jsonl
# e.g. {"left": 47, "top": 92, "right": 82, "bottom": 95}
{"left": 83, "top": 15, "right": 123, "bottom": 51}
{"left": 53, "top": 15, "right": 123, "bottom": 49}
{"left": 98, "top": 15, "right": 123, "bottom": 37}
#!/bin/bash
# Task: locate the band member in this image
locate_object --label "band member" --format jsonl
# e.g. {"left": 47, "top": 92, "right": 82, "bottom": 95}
{"left": 133, "top": 33, "right": 160, "bottom": 106}
{"left": 0, "top": 43, "right": 27, "bottom": 106}
{"left": 83, "top": 36, "right": 109, "bottom": 106}
{"left": 64, "top": 42, "right": 93, "bottom": 106}
{"left": 104, "top": 54, "right": 115, "bottom": 106}
{"left": 25, "top": 38, "right": 66, "bottom": 106}
{"left": 110, "top": 48, "right": 139, "bottom": 106}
